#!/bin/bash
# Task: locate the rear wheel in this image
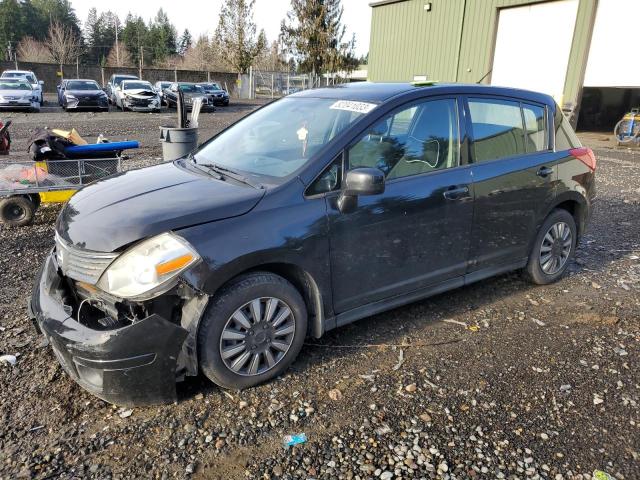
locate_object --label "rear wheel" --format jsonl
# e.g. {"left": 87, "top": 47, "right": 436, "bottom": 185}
{"left": 198, "top": 272, "right": 307, "bottom": 390}
{"left": 0, "top": 196, "right": 36, "bottom": 227}
{"left": 524, "top": 209, "right": 576, "bottom": 285}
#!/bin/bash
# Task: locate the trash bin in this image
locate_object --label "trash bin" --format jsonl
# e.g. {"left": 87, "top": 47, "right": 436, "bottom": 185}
{"left": 159, "top": 126, "right": 198, "bottom": 161}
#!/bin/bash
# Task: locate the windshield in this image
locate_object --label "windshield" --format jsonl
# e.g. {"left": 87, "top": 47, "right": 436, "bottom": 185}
{"left": 0, "top": 81, "right": 31, "bottom": 90}
{"left": 2, "top": 72, "right": 34, "bottom": 83}
{"left": 115, "top": 76, "right": 136, "bottom": 86}
{"left": 123, "top": 81, "right": 152, "bottom": 90}
{"left": 67, "top": 80, "right": 99, "bottom": 90}
{"left": 178, "top": 84, "right": 202, "bottom": 93}
{"left": 194, "top": 97, "right": 372, "bottom": 178}
{"left": 202, "top": 83, "right": 221, "bottom": 91}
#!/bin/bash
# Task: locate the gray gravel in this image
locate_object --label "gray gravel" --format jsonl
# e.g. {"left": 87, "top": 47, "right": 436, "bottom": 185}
{"left": 0, "top": 103, "right": 638, "bottom": 480}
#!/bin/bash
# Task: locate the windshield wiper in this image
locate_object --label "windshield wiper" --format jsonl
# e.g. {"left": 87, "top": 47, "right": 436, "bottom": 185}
{"left": 198, "top": 162, "right": 264, "bottom": 190}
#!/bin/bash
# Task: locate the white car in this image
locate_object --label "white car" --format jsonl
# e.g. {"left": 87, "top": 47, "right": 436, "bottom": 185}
{"left": 1, "top": 70, "right": 44, "bottom": 104}
{"left": 115, "top": 80, "right": 161, "bottom": 112}
{"left": 0, "top": 79, "right": 41, "bottom": 112}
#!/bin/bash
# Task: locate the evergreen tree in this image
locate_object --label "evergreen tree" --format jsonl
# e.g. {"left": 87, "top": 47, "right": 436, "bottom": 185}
{"left": 178, "top": 29, "right": 192, "bottom": 56}
{"left": 121, "top": 14, "right": 148, "bottom": 65}
{"left": 215, "top": 0, "right": 265, "bottom": 74}
{"left": 280, "top": 0, "right": 358, "bottom": 74}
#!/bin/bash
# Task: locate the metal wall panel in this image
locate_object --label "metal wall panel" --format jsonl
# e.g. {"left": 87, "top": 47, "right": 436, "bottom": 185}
{"left": 368, "top": 0, "right": 598, "bottom": 110}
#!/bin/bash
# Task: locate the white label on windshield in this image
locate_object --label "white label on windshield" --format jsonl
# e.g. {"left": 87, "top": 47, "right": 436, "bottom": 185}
{"left": 330, "top": 100, "right": 377, "bottom": 114}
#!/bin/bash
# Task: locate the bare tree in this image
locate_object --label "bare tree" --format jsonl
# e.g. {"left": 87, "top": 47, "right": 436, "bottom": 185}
{"left": 17, "top": 37, "right": 53, "bottom": 63}
{"left": 106, "top": 42, "right": 133, "bottom": 67}
{"left": 46, "top": 21, "right": 82, "bottom": 78}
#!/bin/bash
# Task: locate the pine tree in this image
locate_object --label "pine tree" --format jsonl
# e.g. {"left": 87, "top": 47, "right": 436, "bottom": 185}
{"left": 280, "top": 0, "right": 358, "bottom": 75}
{"left": 215, "top": 0, "right": 265, "bottom": 74}
{"left": 178, "top": 29, "right": 192, "bottom": 56}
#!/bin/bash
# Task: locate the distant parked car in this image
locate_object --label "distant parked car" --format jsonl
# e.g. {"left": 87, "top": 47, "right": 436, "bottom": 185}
{"left": 163, "top": 82, "right": 212, "bottom": 111}
{"left": 0, "top": 78, "right": 40, "bottom": 112}
{"left": 61, "top": 79, "right": 109, "bottom": 112}
{"left": 105, "top": 74, "right": 138, "bottom": 104}
{"left": 1, "top": 70, "right": 44, "bottom": 104}
{"left": 154, "top": 81, "right": 172, "bottom": 104}
{"left": 115, "top": 80, "right": 161, "bottom": 112}
{"left": 197, "top": 82, "right": 230, "bottom": 106}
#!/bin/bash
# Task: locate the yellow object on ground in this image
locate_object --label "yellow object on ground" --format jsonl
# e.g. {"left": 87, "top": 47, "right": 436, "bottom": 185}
{"left": 51, "top": 128, "right": 88, "bottom": 145}
{"left": 39, "top": 190, "right": 76, "bottom": 203}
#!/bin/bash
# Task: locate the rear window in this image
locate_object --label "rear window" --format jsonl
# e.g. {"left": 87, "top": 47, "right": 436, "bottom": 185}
{"left": 123, "top": 82, "right": 152, "bottom": 90}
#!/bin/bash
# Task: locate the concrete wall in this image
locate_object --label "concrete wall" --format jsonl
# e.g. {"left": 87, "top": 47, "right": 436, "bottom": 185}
{"left": 0, "top": 61, "right": 239, "bottom": 96}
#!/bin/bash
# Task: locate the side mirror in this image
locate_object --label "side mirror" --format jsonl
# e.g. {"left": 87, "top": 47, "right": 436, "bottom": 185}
{"left": 39, "top": 80, "right": 44, "bottom": 85}
{"left": 338, "top": 167, "right": 385, "bottom": 213}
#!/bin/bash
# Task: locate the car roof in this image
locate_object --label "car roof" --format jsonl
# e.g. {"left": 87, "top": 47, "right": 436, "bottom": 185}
{"left": 289, "top": 82, "right": 556, "bottom": 106}
{"left": 67, "top": 79, "right": 98, "bottom": 83}
{"left": 112, "top": 74, "right": 137, "bottom": 79}
{"left": 2, "top": 70, "right": 34, "bottom": 74}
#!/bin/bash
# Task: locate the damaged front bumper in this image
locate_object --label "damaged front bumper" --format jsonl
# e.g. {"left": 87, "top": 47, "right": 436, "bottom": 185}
{"left": 29, "top": 251, "right": 207, "bottom": 406}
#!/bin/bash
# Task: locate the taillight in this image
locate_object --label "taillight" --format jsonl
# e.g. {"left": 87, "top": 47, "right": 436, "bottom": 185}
{"left": 570, "top": 147, "right": 596, "bottom": 171}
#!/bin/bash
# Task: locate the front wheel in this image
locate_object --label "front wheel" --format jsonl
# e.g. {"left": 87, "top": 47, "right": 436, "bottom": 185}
{"left": 524, "top": 209, "right": 576, "bottom": 285}
{"left": 198, "top": 272, "right": 307, "bottom": 390}
{"left": 0, "top": 195, "right": 36, "bottom": 227}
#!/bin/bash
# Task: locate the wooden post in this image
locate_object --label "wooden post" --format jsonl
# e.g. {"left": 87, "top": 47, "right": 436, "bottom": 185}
{"left": 271, "top": 74, "right": 274, "bottom": 99}
{"left": 174, "top": 67, "right": 177, "bottom": 82}
{"left": 101, "top": 67, "right": 105, "bottom": 87}
{"left": 76, "top": 57, "right": 79, "bottom": 78}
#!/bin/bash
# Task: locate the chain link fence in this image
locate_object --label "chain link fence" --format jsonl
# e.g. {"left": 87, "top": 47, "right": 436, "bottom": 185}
{"left": 239, "top": 68, "right": 350, "bottom": 100}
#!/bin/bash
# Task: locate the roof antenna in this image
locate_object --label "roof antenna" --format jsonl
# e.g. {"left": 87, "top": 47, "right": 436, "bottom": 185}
{"left": 476, "top": 69, "right": 492, "bottom": 84}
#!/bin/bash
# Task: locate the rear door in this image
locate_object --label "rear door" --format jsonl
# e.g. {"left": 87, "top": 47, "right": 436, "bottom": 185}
{"left": 465, "top": 96, "right": 561, "bottom": 273}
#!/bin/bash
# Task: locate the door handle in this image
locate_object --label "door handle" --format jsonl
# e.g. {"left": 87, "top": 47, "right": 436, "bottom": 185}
{"left": 537, "top": 166, "right": 554, "bottom": 178}
{"left": 443, "top": 185, "right": 470, "bottom": 201}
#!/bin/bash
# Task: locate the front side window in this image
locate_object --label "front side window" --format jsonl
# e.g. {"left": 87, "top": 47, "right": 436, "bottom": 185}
{"left": 468, "top": 98, "right": 525, "bottom": 162}
{"left": 348, "top": 98, "right": 459, "bottom": 180}
{"left": 194, "top": 97, "right": 369, "bottom": 178}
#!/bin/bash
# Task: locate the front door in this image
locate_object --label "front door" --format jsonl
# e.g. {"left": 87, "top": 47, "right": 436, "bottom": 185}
{"left": 328, "top": 97, "right": 474, "bottom": 313}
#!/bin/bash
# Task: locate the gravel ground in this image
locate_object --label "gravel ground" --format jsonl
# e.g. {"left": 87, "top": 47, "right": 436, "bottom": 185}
{"left": 0, "top": 102, "right": 638, "bottom": 480}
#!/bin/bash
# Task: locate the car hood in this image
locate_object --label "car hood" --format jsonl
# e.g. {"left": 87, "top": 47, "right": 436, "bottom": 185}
{"left": 0, "top": 89, "right": 32, "bottom": 96}
{"left": 56, "top": 161, "right": 266, "bottom": 252}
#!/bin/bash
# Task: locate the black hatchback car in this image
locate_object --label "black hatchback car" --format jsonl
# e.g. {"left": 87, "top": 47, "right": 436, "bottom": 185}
{"left": 30, "top": 83, "right": 596, "bottom": 405}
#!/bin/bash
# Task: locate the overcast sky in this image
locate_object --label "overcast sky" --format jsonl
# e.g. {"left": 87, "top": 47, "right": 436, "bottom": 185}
{"left": 71, "top": 0, "right": 372, "bottom": 56}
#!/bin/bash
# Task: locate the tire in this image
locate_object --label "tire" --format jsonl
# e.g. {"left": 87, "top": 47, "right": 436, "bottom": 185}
{"left": 198, "top": 272, "right": 307, "bottom": 390}
{"left": 0, "top": 196, "right": 36, "bottom": 227}
{"left": 524, "top": 209, "right": 576, "bottom": 285}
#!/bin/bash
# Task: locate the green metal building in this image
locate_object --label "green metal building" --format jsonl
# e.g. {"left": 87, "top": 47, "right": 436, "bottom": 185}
{"left": 367, "top": 0, "right": 639, "bottom": 130}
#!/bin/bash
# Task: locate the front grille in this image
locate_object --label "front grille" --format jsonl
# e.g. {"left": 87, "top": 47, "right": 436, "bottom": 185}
{"left": 55, "top": 233, "right": 118, "bottom": 284}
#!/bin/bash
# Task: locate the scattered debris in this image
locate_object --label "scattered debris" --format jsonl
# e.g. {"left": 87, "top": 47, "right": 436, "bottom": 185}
{"left": 593, "top": 470, "right": 615, "bottom": 480}
{"left": 405, "top": 383, "right": 417, "bottom": 393}
{"left": 0, "top": 354, "right": 17, "bottom": 366}
{"left": 118, "top": 409, "right": 133, "bottom": 419}
{"left": 443, "top": 319, "right": 467, "bottom": 328}
{"left": 328, "top": 389, "right": 343, "bottom": 401}
{"left": 392, "top": 349, "right": 404, "bottom": 371}
{"left": 532, "top": 318, "right": 546, "bottom": 327}
{"left": 282, "top": 433, "right": 307, "bottom": 448}
{"left": 593, "top": 394, "right": 604, "bottom": 406}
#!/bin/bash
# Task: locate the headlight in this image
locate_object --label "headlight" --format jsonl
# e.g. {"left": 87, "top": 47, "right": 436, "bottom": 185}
{"left": 97, "top": 232, "right": 200, "bottom": 300}
{"left": 66, "top": 94, "right": 77, "bottom": 99}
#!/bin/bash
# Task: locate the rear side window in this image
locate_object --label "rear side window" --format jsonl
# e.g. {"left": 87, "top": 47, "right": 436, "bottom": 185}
{"left": 522, "top": 103, "right": 547, "bottom": 152}
{"left": 468, "top": 99, "right": 525, "bottom": 162}
{"left": 554, "top": 107, "right": 581, "bottom": 150}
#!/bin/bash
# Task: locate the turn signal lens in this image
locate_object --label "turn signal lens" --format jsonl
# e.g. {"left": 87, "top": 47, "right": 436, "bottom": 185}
{"left": 155, "top": 254, "right": 194, "bottom": 276}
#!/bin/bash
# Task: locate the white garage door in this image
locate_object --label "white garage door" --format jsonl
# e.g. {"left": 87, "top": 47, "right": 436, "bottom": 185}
{"left": 491, "top": 0, "right": 578, "bottom": 102}
{"left": 584, "top": 0, "right": 640, "bottom": 87}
